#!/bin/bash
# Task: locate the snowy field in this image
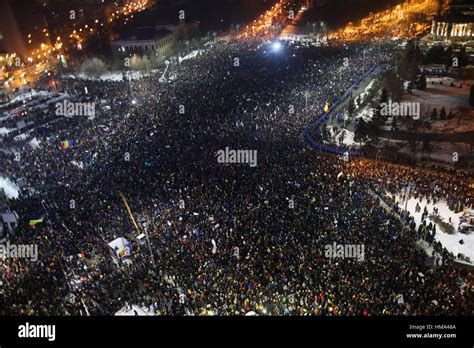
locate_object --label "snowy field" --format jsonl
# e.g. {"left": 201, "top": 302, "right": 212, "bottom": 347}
{"left": 325, "top": 125, "right": 363, "bottom": 147}
{"left": 404, "top": 78, "right": 472, "bottom": 114}
{"left": 393, "top": 193, "right": 474, "bottom": 264}
{"left": 376, "top": 138, "right": 470, "bottom": 164}
{"left": 380, "top": 113, "right": 474, "bottom": 133}
{"left": 63, "top": 48, "right": 209, "bottom": 82}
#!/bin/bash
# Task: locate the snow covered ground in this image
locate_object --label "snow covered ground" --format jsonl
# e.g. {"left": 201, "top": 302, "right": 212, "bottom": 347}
{"left": 63, "top": 50, "right": 207, "bottom": 82}
{"left": 115, "top": 305, "right": 155, "bottom": 316}
{"left": 326, "top": 126, "right": 363, "bottom": 147}
{"left": 354, "top": 79, "right": 375, "bottom": 109}
{"left": 334, "top": 129, "right": 357, "bottom": 146}
{"left": 355, "top": 108, "right": 375, "bottom": 123}
{"left": 178, "top": 49, "right": 204, "bottom": 63}
{"left": 380, "top": 114, "right": 474, "bottom": 133}
{"left": 63, "top": 70, "right": 159, "bottom": 82}
{"left": 393, "top": 193, "right": 474, "bottom": 263}
{"left": 0, "top": 176, "right": 20, "bottom": 199}
{"left": 378, "top": 78, "right": 474, "bottom": 134}
{"left": 404, "top": 78, "right": 471, "bottom": 113}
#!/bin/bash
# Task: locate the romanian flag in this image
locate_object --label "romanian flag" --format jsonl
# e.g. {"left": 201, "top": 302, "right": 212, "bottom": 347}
{"left": 323, "top": 101, "right": 330, "bottom": 113}
{"left": 60, "top": 140, "right": 73, "bottom": 150}
{"left": 29, "top": 216, "right": 44, "bottom": 226}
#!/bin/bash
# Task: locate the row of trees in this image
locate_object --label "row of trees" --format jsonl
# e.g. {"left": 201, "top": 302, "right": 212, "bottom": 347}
{"left": 423, "top": 44, "right": 470, "bottom": 67}
{"left": 430, "top": 107, "right": 457, "bottom": 120}
{"left": 61, "top": 36, "right": 206, "bottom": 79}
{"left": 62, "top": 55, "right": 155, "bottom": 79}
{"left": 353, "top": 86, "right": 388, "bottom": 144}
{"left": 350, "top": 39, "right": 470, "bottom": 164}
{"left": 353, "top": 39, "right": 444, "bottom": 142}
{"left": 399, "top": 40, "right": 470, "bottom": 75}
{"left": 354, "top": 97, "right": 459, "bottom": 142}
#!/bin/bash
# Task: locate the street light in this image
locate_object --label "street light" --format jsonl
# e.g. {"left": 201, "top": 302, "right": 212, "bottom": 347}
{"left": 272, "top": 41, "right": 282, "bottom": 52}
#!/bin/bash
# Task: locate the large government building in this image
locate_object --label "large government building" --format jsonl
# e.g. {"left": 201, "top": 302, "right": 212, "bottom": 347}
{"left": 430, "top": 0, "right": 474, "bottom": 42}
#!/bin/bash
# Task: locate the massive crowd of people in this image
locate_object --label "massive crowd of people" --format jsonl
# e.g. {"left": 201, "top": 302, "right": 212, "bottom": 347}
{"left": 0, "top": 38, "right": 472, "bottom": 316}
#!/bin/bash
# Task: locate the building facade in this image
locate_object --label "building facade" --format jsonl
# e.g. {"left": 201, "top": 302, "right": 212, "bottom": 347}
{"left": 111, "top": 27, "right": 175, "bottom": 58}
{"left": 430, "top": 1, "right": 474, "bottom": 42}
{"left": 111, "top": 20, "right": 199, "bottom": 59}
{"left": 431, "top": 19, "right": 474, "bottom": 40}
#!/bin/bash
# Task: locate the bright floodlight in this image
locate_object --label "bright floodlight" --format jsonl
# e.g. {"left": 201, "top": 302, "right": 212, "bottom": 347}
{"left": 272, "top": 41, "right": 282, "bottom": 52}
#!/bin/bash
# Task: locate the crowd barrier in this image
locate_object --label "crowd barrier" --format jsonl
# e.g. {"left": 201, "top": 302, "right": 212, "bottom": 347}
{"left": 303, "top": 63, "right": 389, "bottom": 156}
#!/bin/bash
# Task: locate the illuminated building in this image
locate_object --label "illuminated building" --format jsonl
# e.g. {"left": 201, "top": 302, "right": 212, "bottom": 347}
{"left": 112, "top": 26, "right": 176, "bottom": 57}
{"left": 111, "top": 20, "right": 199, "bottom": 58}
{"left": 430, "top": 12, "right": 474, "bottom": 41}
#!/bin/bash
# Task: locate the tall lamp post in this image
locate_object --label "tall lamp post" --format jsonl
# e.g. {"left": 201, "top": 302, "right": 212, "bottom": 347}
{"left": 119, "top": 192, "right": 155, "bottom": 266}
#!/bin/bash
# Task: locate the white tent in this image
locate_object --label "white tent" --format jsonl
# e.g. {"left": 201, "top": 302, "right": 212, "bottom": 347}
{"left": 29, "top": 137, "right": 40, "bottom": 149}
{"left": 107, "top": 237, "right": 132, "bottom": 264}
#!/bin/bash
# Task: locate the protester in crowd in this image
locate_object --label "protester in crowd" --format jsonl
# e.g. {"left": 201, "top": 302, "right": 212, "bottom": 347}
{"left": 0, "top": 39, "right": 471, "bottom": 316}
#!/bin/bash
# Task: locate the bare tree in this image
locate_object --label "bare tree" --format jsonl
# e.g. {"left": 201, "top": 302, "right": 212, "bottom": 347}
{"left": 79, "top": 58, "right": 107, "bottom": 78}
{"left": 130, "top": 55, "right": 151, "bottom": 72}
{"left": 80, "top": 57, "right": 108, "bottom": 79}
